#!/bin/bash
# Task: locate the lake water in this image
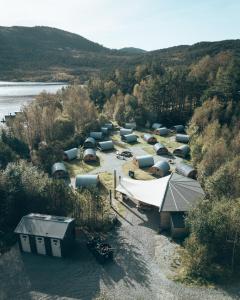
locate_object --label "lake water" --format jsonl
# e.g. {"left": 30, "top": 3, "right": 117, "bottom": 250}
{"left": 0, "top": 81, "right": 67, "bottom": 121}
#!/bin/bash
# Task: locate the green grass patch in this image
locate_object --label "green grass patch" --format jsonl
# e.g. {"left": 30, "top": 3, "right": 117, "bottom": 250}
{"left": 65, "top": 159, "right": 100, "bottom": 177}
{"left": 122, "top": 161, "right": 154, "bottom": 180}
{"left": 99, "top": 172, "right": 114, "bottom": 190}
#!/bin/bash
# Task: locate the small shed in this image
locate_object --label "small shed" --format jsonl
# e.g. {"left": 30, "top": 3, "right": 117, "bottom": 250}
{"left": 83, "top": 137, "right": 96, "bottom": 149}
{"left": 150, "top": 160, "right": 170, "bottom": 177}
{"left": 143, "top": 134, "right": 157, "bottom": 144}
{"left": 173, "top": 145, "right": 190, "bottom": 158}
{"left": 63, "top": 148, "right": 78, "bottom": 161}
{"left": 154, "top": 143, "right": 169, "bottom": 155}
{"left": 120, "top": 128, "right": 133, "bottom": 136}
{"left": 14, "top": 213, "right": 75, "bottom": 257}
{"left": 155, "top": 127, "right": 169, "bottom": 136}
{"left": 125, "top": 122, "right": 137, "bottom": 130}
{"left": 176, "top": 134, "right": 190, "bottom": 143}
{"left": 75, "top": 174, "right": 99, "bottom": 188}
{"left": 176, "top": 163, "right": 197, "bottom": 179}
{"left": 98, "top": 140, "right": 114, "bottom": 151}
{"left": 171, "top": 125, "right": 185, "bottom": 133}
{"left": 104, "top": 123, "right": 113, "bottom": 130}
{"left": 121, "top": 134, "right": 138, "bottom": 143}
{"left": 90, "top": 132, "right": 103, "bottom": 140}
{"left": 52, "top": 162, "right": 68, "bottom": 179}
{"left": 134, "top": 155, "right": 154, "bottom": 168}
{"left": 101, "top": 127, "right": 109, "bottom": 135}
{"left": 152, "top": 123, "right": 162, "bottom": 130}
{"left": 83, "top": 149, "right": 97, "bottom": 162}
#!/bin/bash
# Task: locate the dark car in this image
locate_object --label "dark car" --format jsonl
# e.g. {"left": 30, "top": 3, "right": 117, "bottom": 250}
{"left": 120, "top": 150, "right": 133, "bottom": 158}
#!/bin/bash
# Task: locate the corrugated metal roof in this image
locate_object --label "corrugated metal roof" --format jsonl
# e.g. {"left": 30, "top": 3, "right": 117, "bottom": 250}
{"left": 155, "top": 127, "right": 169, "bottom": 135}
{"left": 101, "top": 127, "right": 109, "bottom": 134}
{"left": 143, "top": 133, "right": 154, "bottom": 141}
{"left": 176, "top": 134, "right": 190, "bottom": 143}
{"left": 120, "top": 128, "right": 133, "bottom": 136}
{"left": 64, "top": 148, "right": 78, "bottom": 160}
{"left": 90, "top": 132, "right": 103, "bottom": 140}
{"left": 122, "top": 134, "right": 138, "bottom": 143}
{"left": 125, "top": 122, "right": 136, "bottom": 129}
{"left": 172, "top": 125, "right": 185, "bottom": 133}
{"left": 98, "top": 140, "right": 114, "bottom": 150}
{"left": 161, "top": 173, "right": 204, "bottom": 212}
{"left": 83, "top": 148, "right": 96, "bottom": 157}
{"left": 135, "top": 155, "right": 154, "bottom": 168}
{"left": 152, "top": 160, "right": 170, "bottom": 174}
{"left": 104, "top": 123, "right": 113, "bottom": 130}
{"left": 75, "top": 174, "right": 99, "bottom": 188}
{"left": 173, "top": 145, "right": 190, "bottom": 157}
{"left": 176, "top": 163, "right": 196, "bottom": 178}
{"left": 14, "top": 213, "right": 74, "bottom": 239}
{"left": 154, "top": 142, "right": 167, "bottom": 151}
{"left": 51, "top": 162, "right": 67, "bottom": 175}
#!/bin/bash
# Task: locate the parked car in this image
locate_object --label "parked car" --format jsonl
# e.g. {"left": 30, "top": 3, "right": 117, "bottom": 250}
{"left": 119, "top": 150, "right": 133, "bottom": 158}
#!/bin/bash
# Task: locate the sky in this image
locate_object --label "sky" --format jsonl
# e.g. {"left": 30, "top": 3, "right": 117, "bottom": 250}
{"left": 0, "top": 0, "right": 239, "bottom": 51}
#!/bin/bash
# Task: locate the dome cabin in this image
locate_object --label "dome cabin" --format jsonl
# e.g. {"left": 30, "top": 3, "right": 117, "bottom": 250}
{"left": 104, "top": 123, "right": 113, "bottom": 130}
{"left": 150, "top": 160, "right": 170, "bottom": 177}
{"left": 173, "top": 145, "right": 190, "bottom": 158}
{"left": 121, "top": 134, "right": 138, "bottom": 143}
{"left": 90, "top": 131, "right": 103, "bottom": 140}
{"left": 83, "top": 149, "right": 97, "bottom": 162}
{"left": 176, "top": 163, "right": 197, "bottom": 179}
{"left": 152, "top": 123, "right": 162, "bottom": 130}
{"left": 120, "top": 128, "right": 133, "bottom": 136}
{"left": 175, "top": 134, "right": 190, "bottom": 143}
{"left": 155, "top": 127, "right": 169, "bottom": 136}
{"left": 83, "top": 137, "right": 96, "bottom": 149}
{"left": 171, "top": 125, "right": 185, "bottom": 133}
{"left": 133, "top": 155, "right": 154, "bottom": 168}
{"left": 75, "top": 174, "right": 99, "bottom": 188}
{"left": 143, "top": 133, "right": 157, "bottom": 144}
{"left": 63, "top": 148, "right": 78, "bottom": 161}
{"left": 125, "top": 122, "right": 137, "bottom": 130}
{"left": 52, "top": 162, "right": 68, "bottom": 179}
{"left": 154, "top": 143, "right": 169, "bottom": 155}
{"left": 101, "top": 126, "right": 109, "bottom": 135}
{"left": 98, "top": 140, "right": 114, "bottom": 151}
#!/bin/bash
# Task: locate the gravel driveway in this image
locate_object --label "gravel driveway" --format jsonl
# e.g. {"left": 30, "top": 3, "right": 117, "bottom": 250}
{"left": 0, "top": 199, "right": 239, "bottom": 300}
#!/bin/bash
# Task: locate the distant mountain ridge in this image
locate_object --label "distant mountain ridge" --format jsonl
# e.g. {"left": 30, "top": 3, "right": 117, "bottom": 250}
{"left": 119, "top": 47, "right": 147, "bottom": 54}
{"left": 0, "top": 26, "right": 239, "bottom": 81}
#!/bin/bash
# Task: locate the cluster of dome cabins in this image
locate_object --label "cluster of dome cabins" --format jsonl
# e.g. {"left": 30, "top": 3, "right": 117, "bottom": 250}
{"left": 51, "top": 121, "right": 196, "bottom": 190}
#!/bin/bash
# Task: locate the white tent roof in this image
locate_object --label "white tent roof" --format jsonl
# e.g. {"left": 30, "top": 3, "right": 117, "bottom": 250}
{"left": 116, "top": 175, "right": 170, "bottom": 208}
{"left": 116, "top": 173, "right": 205, "bottom": 212}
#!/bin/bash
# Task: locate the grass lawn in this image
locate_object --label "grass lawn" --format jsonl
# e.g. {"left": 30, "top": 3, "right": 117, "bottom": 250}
{"left": 65, "top": 159, "right": 100, "bottom": 177}
{"left": 122, "top": 160, "right": 155, "bottom": 180}
{"left": 99, "top": 172, "right": 114, "bottom": 190}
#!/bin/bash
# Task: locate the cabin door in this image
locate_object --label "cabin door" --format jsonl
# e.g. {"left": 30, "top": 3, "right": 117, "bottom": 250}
{"left": 35, "top": 236, "right": 46, "bottom": 255}
{"left": 20, "top": 234, "right": 31, "bottom": 252}
{"left": 51, "top": 238, "right": 62, "bottom": 257}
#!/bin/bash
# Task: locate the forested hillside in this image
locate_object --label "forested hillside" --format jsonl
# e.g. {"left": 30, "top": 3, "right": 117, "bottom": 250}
{"left": 0, "top": 26, "right": 240, "bottom": 84}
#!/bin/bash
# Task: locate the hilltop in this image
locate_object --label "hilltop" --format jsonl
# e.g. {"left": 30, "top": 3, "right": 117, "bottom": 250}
{"left": 0, "top": 26, "right": 240, "bottom": 81}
